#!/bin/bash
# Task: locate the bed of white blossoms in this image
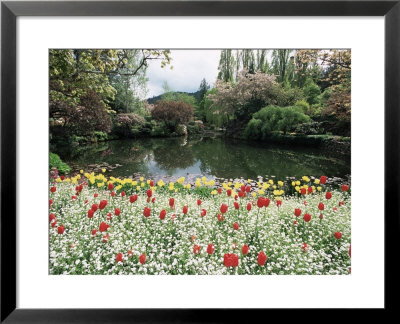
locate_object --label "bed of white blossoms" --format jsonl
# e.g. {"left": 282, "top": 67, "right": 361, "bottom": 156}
{"left": 49, "top": 173, "right": 351, "bottom": 275}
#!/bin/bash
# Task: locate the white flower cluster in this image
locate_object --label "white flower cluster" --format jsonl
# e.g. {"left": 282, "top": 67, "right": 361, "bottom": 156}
{"left": 49, "top": 182, "right": 351, "bottom": 275}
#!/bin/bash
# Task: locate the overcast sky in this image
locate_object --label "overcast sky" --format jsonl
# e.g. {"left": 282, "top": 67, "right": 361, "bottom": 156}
{"left": 145, "top": 50, "right": 220, "bottom": 98}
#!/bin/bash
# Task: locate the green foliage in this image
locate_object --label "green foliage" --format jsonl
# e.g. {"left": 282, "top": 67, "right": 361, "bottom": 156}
{"left": 49, "top": 153, "right": 71, "bottom": 174}
{"left": 204, "top": 89, "right": 230, "bottom": 127}
{"left": 303, "top": 79, "right": 321, "bottom": 106}
{"left": 50, "top": 49, "right": 171, "bottom": 139}
{"left": 244, "top": 105, "right": 310, "bottom": 139}
{"left": 294, "top": 100, "right": 310, "bottom": 114}
{"left": 294, "top": 121, "right": 324, "bottom": 135}
{"left": 151, "top": 122, "right": 170, "bottom": 137}
{"left": 274, "top": 86, "right": 304, "bottom": 107}
{"left": 93, "top": 131, "right": 108, "bottom": 142}
{"left": 112, "top": 113, "right": 146, "bottom": 138}
{"left": 243, "top": 118, "right": 263, "bottom": 140}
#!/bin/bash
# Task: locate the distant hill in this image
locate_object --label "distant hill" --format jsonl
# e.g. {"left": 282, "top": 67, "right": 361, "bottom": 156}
{"left": 147, "top": 90, "right": 201, "bottom": 104}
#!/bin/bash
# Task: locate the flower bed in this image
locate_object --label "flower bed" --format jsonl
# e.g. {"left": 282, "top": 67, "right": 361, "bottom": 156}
{"left": 49, "top": 173, "right": 351, "bottom": 275}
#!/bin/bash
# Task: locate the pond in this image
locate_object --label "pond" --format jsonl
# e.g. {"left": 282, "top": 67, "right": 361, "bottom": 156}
{"left": 52, "top": 136, "right": 351, "bottom": 182}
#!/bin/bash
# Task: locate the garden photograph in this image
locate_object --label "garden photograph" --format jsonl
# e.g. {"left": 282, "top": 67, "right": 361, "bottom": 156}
{"left": 49, "top": 49, "right": 351, "bottom": 275}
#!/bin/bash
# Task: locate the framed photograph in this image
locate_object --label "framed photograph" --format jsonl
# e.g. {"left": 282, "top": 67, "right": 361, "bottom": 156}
{"left": 1, "top": 0, "right": 398, "bottom": 322}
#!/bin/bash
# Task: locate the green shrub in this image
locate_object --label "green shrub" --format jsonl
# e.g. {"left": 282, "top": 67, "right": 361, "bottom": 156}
{"left": 244, "top": 105, "right": 310, "bottom": 139}
{"left": 93, "top": 131, "right": 108, "bottom": 142}
{"left": 295, "top": 100, "right": 310, "bottom": 114}
{"left": 49, "top": 152, "right": 71, "bottom": 175}
{"left": 112, "top": 113, "right": 145, "bottom": 138}
{"left": 151, "top": 122, "right": 170, "bottom": 137}
{"left": 244, "top": 118, "right": 263, "bottom": 140}
{"left": 303, "top": 79, "right": 321, "bottom": 106}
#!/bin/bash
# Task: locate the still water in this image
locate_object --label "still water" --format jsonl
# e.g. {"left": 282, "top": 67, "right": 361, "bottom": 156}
{"left": 52, "top": 137, "right": 350, "bottom": 181}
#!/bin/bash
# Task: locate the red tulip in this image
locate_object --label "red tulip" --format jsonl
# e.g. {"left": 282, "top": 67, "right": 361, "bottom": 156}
{"left": 128, "top": 250, "right": 133, "bottom": 257}
{"left": 49, "top": 213, "right": 55, "bottom": 222}
{"left": 207, "top": 244, "right": 215, "bottom": 255}
{"left": 150, "top": 180, "right": 154, "bottom": 187}
{"left": 247, "top": 203, "right": 252, "bottom": 211}
{"left": 220, "top": 203, "right": 228, "bottom": 214}
{"left": 99, "top": 199, "right": 107, "bottom": 210}
{"left": 217, "top": 188, "right": 222, "bottom": 194}
{"left": 91, "top": 204, "right": 98, "bottom": 212}
{"left": 50, "top": 186, "right": 56, "bottom": 193}
{"left": 233, "top": 222, "right": 239, "bottom": 230}
{"left": 116, "top": 253, "right": 123, "bottom": 263}
{"left": 234, "top": 202, "right": 240, "bottom": 210}
{"left": 349, "top": 245, "right": 351, "bottom": 257}
{"left": 241, "top": 185, "right": 246, "bottom": 192}
{"left": 183, "top": 206, "right": 188, "bottom": 215}
{"left": 110, "top": 191, "right": 115, "bottom": 197}
{"left": 88, "top": 209, "right": 94, "bottom": 218}
{"left": 146, "top": 189, "right": 152, "bottom": 198}
{"left": 242, "top": 244, "right": 249, "bottom": 255}
{"left": 94, "top": 193, "right": 98, "bottom": 198}
{"left": 320, "top": 176, "right": 327, "bottom": 184}
{"left": 139, "top": 253, "right": 146, "bottom": 264}
{"left": 334, "top": 232, "right": 342, "bottom": 239}
{"left": 99, "top": 222, "right": 110, "bottom": 232}
{"left": 151, "top": 197, "right": 156, "bottom": 203}
{"left": 193, "top": 244, "right": 201, "bottom": 255}
{"left": 169, "top": 198, "right": 175, "bottom": 208}
{"left": 217, "top": 213, "right": 224, "bottom": 222}
{"left": 341, "top": 184, "right": 349, "bottom": 192}
{"left": 264, "top": 198, "right": 270, "bottom": 207}
{"left": 227, "top": 189, "right": 232, "bottom": 197}
{"left": 294, "top": 209, "right": 301, "bottom": 217}
{"left": 108, "top": 183, "right": 114, "bottom": 190}
{"left": 307, "top": 186, "right": 313, "bottom": 194}
{"left": 197, "top": 199, "right": 202, "bottom": 206}
{"left": 257, "top": 197, "right": 265, "bottom": 208}
{"left": 257, "top": 251, "right": 268, "bottom": 266}
{"left": 121, "top": 191, "right": 126, "bottom": 197}
{"left": 91, "top": 229, "right": 97, "bottom": 236}
{"left": 276, "top": 200, "right": 282, "bottom": 207}
{"left": 318, "top": 202, "right": 324, "bottom": 211}
{"left": 159, "top": 209, "right": 166, "bottom": 220}
{"left": 57, "top": 225, "right": 65, "bottom": 234}
{"left": 300, "top": 188, "right": 306, "bottom": 195}
{"left": 129, "top": 195, "right": 138, "bottom": 203}
{"left": 51, "top": 219, "right": 57, "bottom": 228}
{"left": 302, "top": 242, "right": 308, "bottom": 252}
{"left": 114, "top": 208, "right": 120, "bottom": 216}
{"left": 303, "top": 213, "right": 311, "bottom": 222}
{"left": 319, "top": 213, "right": 323, "bottom": 220}
{"left": 60, "top": 175, "right": 65, "bottom": 180}
{"left": 201, "top": 209, "right": 207, "bottom": 217}
{"left": 143, "top": 207, "right": 151, "bottom": 217}
{"left": 325, "top": 192, "right": 332, "bottom": 199}
{"left": 223, "top": 253, "right": 239, "bottom": 267}
{"left": 106, "top": 212, "right": 112, "bottom": 221}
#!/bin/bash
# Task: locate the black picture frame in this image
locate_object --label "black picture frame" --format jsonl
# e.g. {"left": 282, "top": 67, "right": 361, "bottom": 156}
{"left": 1, "top": 0, "right": 399, "bottom": 322}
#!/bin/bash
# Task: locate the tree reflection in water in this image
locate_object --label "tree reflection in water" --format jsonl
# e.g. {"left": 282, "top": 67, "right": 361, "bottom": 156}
{"left": 53, "top": 137, "right": 350, "bottom": 181}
